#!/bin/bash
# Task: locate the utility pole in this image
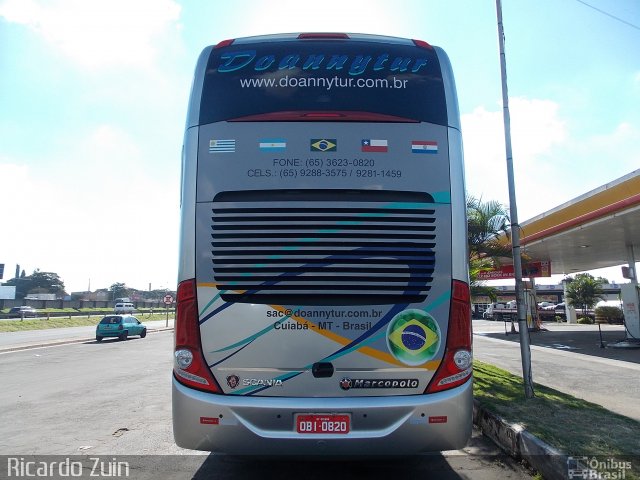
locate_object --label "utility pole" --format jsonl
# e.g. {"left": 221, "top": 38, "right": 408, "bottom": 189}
{"left": 496, "top": 0, "right": 535, "bottom": 398}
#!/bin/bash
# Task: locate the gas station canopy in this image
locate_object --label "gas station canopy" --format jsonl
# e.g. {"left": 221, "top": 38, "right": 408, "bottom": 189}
{"left": 501, "top": 169, "right": 640, "bottom": 342}
{"left": 516, "top": 169, "right": 640, "bottom": 275}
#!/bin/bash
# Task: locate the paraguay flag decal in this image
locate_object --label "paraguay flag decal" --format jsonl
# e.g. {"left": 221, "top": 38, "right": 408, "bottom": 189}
{"left": 411, "top": 140, "right": 438, "bottom": 154}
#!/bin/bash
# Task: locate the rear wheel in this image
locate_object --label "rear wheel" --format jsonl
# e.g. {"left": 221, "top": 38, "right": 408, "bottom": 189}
{"left": 96, "top": 336, "right": 103, "bottom": 342}
{"left": 119, "top": 331, "right": 128, "bottom": 341}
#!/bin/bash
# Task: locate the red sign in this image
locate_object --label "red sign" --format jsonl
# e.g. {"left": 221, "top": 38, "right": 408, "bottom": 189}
{"left": 429, "top": 416, "right": 448, "bottom": 424}
{"left": 200, "top": 417, "right": 219, "bottom": 425}
{"left": 477, "top": 261, "right": 551, "bottom": 280}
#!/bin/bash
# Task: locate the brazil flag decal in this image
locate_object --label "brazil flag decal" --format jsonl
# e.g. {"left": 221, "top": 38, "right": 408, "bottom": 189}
{"left": 310, "top": 138, "right": 337, "bottom": 152}
{"left": 386, "top": 309, "right": 441, "bottom": 366}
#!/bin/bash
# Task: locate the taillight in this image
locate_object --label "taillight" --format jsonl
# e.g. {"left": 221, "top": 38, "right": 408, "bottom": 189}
{"left": 173, "top": 279, "right": 221, "bottom": 393}
{"left": 214, "top": 39, "right": 234, "bottom": 49}
{"left": 412, "top": 39, "right": 433, "bottom": 50}
{"left": 425, "top": 280, "right": 472, "bottom": 393}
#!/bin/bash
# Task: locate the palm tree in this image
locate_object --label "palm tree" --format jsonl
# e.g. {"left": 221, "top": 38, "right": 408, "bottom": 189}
{"left": 467, "top": 196, "right": 512, "bottom": 302}
{"left": 565, "top": 273, "right": 606, "bottom": 317}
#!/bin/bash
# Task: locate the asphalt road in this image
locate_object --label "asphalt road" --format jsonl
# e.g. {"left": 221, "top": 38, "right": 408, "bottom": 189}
{"left": 0, "top": 319, "right": 173, "bottom": 350}
{"left": 0, "top": 330, "right": 533, "bottom": 479}
{"left": 473, "top": 319, "right": 640, "bottom": 422}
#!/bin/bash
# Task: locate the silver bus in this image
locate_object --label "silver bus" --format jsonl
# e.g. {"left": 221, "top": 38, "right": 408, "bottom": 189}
{"left": 173, "top": 32, "right": 472, "bottom": 455}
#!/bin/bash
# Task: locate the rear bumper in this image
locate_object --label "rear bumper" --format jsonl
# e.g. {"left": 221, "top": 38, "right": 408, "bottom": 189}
{"left": 172, "top": 376, "right": 472, "bottom": 455}
{"left": 96, "top": 331, "right": 121, "bottom": 337}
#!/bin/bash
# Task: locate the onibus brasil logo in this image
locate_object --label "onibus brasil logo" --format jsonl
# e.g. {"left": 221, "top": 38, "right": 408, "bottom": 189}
{"left": 386, "top": 309, "right": 441, "bottom": 366}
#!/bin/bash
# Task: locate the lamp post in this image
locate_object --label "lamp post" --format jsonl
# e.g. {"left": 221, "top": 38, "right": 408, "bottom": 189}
{"left": 496, "top": 0, "right": 534, "bottom": 398}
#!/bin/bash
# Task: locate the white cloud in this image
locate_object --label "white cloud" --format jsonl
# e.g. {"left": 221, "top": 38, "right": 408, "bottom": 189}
{"left": 462, "top": 97, "right": 567, "bottom": 218}
{"left": 0, "top": 0, "right": 182, "bottom": 70}
{"left": 0, "top": 0, "right": 188, "bottom": 293}
{"left": 50, "top": 125, "right": 180, "bottom": 292}
{"left": 462, "top": 96, "right": 639, "bottom": 222}
{"left": 0, "top": 125, "right": 179, "bottom": 293}
{"left": 560, "top": 121, "right": 640, "bottom": 194}
{"left": 0, "top": 160, "right": 72, "bottom": 283}
{"left": 509, "top": 98, "right": 566, "bottom": 162}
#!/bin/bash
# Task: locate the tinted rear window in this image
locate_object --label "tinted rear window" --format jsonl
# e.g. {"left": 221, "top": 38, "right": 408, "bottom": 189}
{"left": 200, "top": 39, "right": 446, "bottom": 124}
{"left": 100, "top": 316, "right": 122, "bottom": 325}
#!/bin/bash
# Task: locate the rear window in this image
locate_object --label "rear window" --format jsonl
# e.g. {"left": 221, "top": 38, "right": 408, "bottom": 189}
{"left": 200, "top": 39, "right": 446, "bottom": 124}
{"left": 100, "top": 316, "right": 122, "bottom": 325}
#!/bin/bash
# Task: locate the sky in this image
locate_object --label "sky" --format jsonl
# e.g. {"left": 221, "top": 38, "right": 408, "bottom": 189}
{"left": 0, "top": 0, "right": 639, "bottom": 294}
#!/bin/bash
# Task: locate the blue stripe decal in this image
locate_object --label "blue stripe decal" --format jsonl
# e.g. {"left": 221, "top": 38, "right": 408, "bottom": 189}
{"left": 199, "top": 290, "right": 224, "bottom": 317}
{"left": 423, "top": 289, "right": 450, "bottom": 312}
{"left": 200, "top": 302, "right": 234, "bottom": 325}
{"left": 228, "top": 290, "right": 451, "bottom": 395}
{"left": 210, "top": 313, "right": 294, "bottom": 353}
{"left": 209, "top": 339, "right": 255, "bottom": 367}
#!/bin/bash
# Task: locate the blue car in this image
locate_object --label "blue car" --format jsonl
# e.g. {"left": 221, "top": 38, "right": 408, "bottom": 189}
{"left": 96, "top": 315, "right": 147, "bottom": 342}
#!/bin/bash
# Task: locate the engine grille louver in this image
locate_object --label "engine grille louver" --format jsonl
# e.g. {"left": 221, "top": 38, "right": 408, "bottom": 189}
{"left": 210, "top": 190, "right": 437, "bottom": 305}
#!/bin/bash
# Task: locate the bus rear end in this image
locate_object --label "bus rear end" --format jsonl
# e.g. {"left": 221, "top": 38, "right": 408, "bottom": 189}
{"left": 173, "top": 33, "right": 472, "bottom": 455}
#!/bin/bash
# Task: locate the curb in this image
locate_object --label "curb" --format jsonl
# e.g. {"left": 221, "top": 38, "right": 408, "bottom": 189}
{"left": 473, "top": 399, "right": 568, "bottom": 480}
{"left": 0, "top": 327, "right": 174, "bottom": 354}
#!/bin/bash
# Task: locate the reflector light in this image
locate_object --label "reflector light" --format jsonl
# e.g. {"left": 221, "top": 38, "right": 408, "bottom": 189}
{"left": 175, "top": 349, "right": 193, "bottom": 369}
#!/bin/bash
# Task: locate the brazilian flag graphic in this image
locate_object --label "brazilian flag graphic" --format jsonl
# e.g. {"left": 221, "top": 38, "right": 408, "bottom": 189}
{"left": 386, "top": 310, "right": 441, "bottom": 366}
{"left": 310, "top": 139, "right": 337, "bottom": 152}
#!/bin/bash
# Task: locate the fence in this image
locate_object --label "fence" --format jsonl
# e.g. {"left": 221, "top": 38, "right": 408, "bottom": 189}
{"left": 0, "top": 298, "right": 167, "bottom": 311}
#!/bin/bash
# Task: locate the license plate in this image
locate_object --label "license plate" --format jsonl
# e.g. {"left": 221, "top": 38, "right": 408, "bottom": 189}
{"left": 295, "top": 414, "right": 350, "bottom": 434}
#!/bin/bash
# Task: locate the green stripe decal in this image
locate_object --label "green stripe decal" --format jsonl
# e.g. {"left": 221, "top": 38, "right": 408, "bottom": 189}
{"left": 198, "top": 291, "right": 223, "bottom": 317}
{"left": 431, "top": 191, "right": 451, "bottom": 204}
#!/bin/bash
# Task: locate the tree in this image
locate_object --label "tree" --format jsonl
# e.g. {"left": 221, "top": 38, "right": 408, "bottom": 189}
{"left": 109, "top": 282, "right": 130, "bottom": 300}
{"left": 467, "top": 196, "right": 512, "bottom": 301}
{"left": 565, "top": 273, "right": 606, "bottom": 315}
{"left": 2, "top": 269, "right": 65, "bottom": 298}
{"left": 467, "top": 195, "right": 511, "bottom": 260}
{"left": 29, "top": 270, "right": 66, "bottom": 295}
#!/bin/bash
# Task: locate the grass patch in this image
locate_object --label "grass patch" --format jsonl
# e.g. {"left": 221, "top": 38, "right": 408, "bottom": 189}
{"left": 0, "top": 313, "right": 174, "bottom": 332}
{"left": 474, "top": 360, "right": 640, "bottom": 478}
